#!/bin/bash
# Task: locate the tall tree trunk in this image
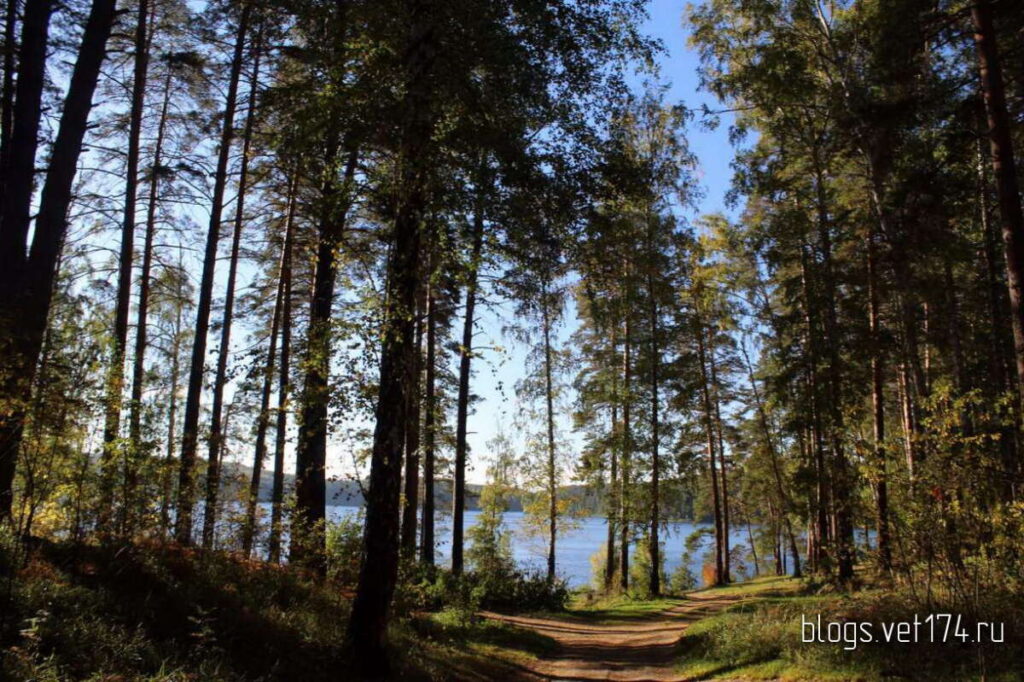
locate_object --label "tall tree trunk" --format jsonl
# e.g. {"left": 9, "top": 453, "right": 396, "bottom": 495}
{"left": 451, "top": 183, "right": 486, "bottom": 575}
{"left": 125, "top": 62, "right": 171, "bottom": 536}
{"left": 346, "top": 0, "right": 435, "bottom": 670}
{"left": 175, "top": 5, "right": 251, "bottom": 544}
{"left": 542, "top": 281, "right": 558, "bottom": 584}
{"left": 708, "top": 332, "right": 730, "bottom": 584}
{"left": 399, "top": 284, "right": 424, "bottom": 556}
{"left": 769, "top": 498, "right": 782, "bottom": 575}
{"left": 100, "top": 0, "right": 151, "bottom": 532}
{"left": 605, "top": 330, "right": 618, "bottom": 590}
{"left": 419, "top": 276, "right": 437, "bottom": 565}
{"left": 866, "top": 219, "right": 892, "bottom": 574}
{"left": 799, "top": 244, "right": 829, "bottom": 571}
{"left": 3, "top": 0, "right": 117, "bottom": 517}
{"left": 740, "top": 341, "right": 801, "bottom": 577}
{"left": 202, "top": 30, "right": 262, "bottom": 549}
{"left": 0, "top": 0, "right": 18, "bottom": 189}
{"left": 971, "top": 0, "right": 1024, "bottom": 410}
{"left": 648, "top": 278, "right": 660, "bottom": 596}
{"left": 697, "top": 319, "right": 724, "bottom": 585}
{"left": 742, "top": 502, "right": 759, "bottom": 577}
{"left": 897, "top": 359, "right": 917, "bottom": 477}
{"left": 812, "top": 160, "right": 855, "bottom": 583}
{"left": 0, "top": 0, "right": 51, "bottom": 519}
{"left": 291, "top": 146, "right": 357, "bottom": 568}
{"left": 242, "top": 173, "right": 297, "bottom": 557}
{"left": 619, "top": 315, "right": 632, "bottom": 591}
{"left": 160, "top": 257, "right": 186, "bottom": 534}
{"left": 267, "top": 178, "right": 295, "bottom": 564}
{"left": 978, "top": 134, "right": 1019, "bottom": 500}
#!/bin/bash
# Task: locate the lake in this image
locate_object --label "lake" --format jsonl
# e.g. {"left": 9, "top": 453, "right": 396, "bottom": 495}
{"left": 323, "top": 506, "right": 758, "bottom": 588}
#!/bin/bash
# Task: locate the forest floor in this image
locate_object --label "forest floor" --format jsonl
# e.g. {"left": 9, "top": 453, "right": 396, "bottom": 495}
{"left": 447, "top": 575, "right": 1022, "bottom": 682}
{"left": 2, "top": 542, "right": 1020, "bottom": 681}
{"left": 454, "top": 576, "right": 798, "bottom": 682}
{"left": 482, "top": 591, "right": 752, "bottom": 680}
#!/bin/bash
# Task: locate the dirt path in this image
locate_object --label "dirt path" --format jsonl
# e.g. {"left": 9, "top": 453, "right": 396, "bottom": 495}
{"left": 481, "top": 592, "right": 744, "bottom": 681}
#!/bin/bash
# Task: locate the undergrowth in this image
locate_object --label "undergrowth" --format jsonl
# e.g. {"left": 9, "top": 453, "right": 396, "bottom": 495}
{"left": 678, "top": 582, "right": 1024, "bottom": 681}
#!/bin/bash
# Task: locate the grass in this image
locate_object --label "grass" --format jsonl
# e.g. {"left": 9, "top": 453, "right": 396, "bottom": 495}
{"left": 4, "top": 541, "right": 1022, "bottom": 681}
{"left": 0, "top": 537, "right": 563, "bottom": 681}
{"left": 411, "top": 609, "right": 558, "bottom": 662}
{"left": 672, "top": 576, "right": 1024, "bottom": 681}
{"left": 1, "top": 539, "right": 365, "bottom": 680}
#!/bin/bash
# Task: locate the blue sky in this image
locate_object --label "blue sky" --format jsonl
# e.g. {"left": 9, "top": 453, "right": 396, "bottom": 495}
{"left": 458, "top": 0, "right": 739, "bottom": 485}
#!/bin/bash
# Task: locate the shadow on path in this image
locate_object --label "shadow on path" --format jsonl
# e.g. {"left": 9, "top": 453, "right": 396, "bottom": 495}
{"left": 481, "top": 593, "right": 744, "bottom": 682}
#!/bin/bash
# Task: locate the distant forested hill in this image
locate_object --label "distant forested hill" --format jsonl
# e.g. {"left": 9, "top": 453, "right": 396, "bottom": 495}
{"left": 214, "top": 463, "right": 693, "bottom": 517}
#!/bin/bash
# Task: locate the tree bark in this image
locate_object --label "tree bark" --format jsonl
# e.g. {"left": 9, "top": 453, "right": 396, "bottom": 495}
{"left": 3, "top": 0, "right": 118, "bottom": 512}
{"left": 126, "top": 61, "right": 171, "bottom": 537}
{"left": 708, "top": 330, "right": 730, "bottom": 584}
{"left": 202, "top": 28, "right": 263, "bottom": 549}
{"left": 619, "top": 315, "right": 632, "bottom": 591}
{"left": 399, "top": 282, "right": 425, "bottom": 556}
{"left": 697, "top": 319, "right": 724, "bottom": 585}
{"left": 799, "top": 244, "right": 828, "bottom": 571}
{"left": 267, "top": 175, "right": 296, "bottom": 564}
{"left": 243, "top": 173, "right": 297, "bottom": 557}
{"left": 291, "top": 145, "right": 357, "bottom": 568}
{"left": 160, "top": 256, "right": 186, "bottom": 534}
{"left": 605, "top": 330, "right": 618, "bottom": 590}
{"left": 978, "top": 133, "right": 1019, "bottom": 500}
{"left": 451, "top": 181, "right": 486, "bottom": 575}
{"left": 175, "top": 4, "right": 251, "bottom": 544}
{"left": 972, "top": 0, "right": 1024, "bottom": 412}
{"left": 812, "top": 160, "right": 854, "bottom": 583}
{"left": 647, "top": 275, "right": 660, "bottom": 596}
{"left": 740, "top": 340, "right": 801, "bottom": 577}
{"left": 419, "top": 275, "right": 437, "bottom": 565}
{"left": 866, "top": 216, "right": 891, "bottom": 574}
{"left": 0, "top": 0, "right": 18, "bottom": 190}
{"left": 100, "top": 0, "right": 151, "bottom": 532}
{"left": 542, "top": 281, "right": 558, "bottom": 584}
{"left": 0, "top": 0, "right": 51, "bottom": 519}
{"left": 346, "top": 0, "right": 435, "bottom": 670}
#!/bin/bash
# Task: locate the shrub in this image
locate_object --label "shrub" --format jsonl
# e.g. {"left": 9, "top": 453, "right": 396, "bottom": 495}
{"left": 669, "top": 559, "right": 697, "bottom": 594}
{"left": 628, "top": 535, "right": 666, "bottom": 598}
{"left": 325, "top": 511, "right": 363, "bottom": 585}
{"left": 397, "top": 564, "right": 569, "bottom": 616}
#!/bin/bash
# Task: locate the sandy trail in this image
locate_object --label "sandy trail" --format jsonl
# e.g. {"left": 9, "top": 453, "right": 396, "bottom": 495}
{"left": 481, "top": 592, "right": 743, "bottom": 681}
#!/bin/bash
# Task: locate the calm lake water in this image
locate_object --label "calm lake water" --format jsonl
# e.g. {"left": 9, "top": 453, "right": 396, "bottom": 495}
{"left": 324, "top": 506, "right": 755, "bottom": 588}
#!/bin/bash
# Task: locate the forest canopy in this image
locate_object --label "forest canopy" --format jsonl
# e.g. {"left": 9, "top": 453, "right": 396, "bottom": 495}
{"left": 1, "top": 0, "right": 1024, "bottom": 679}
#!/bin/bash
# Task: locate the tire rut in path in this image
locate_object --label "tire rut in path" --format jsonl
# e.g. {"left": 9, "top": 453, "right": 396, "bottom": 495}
{"left": 482, "top": 592, "right": 743, "bottom": 682}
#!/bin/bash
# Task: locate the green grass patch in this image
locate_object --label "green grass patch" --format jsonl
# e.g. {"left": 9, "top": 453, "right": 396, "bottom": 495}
{"left": 674, "top": 582, "right": 1024, "bottom": 681}
{"left": 693, "top": 574, "right": 804, "bottom": 598}
{"left": 411, "top": 609, "right": 558, "bottom": 661}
